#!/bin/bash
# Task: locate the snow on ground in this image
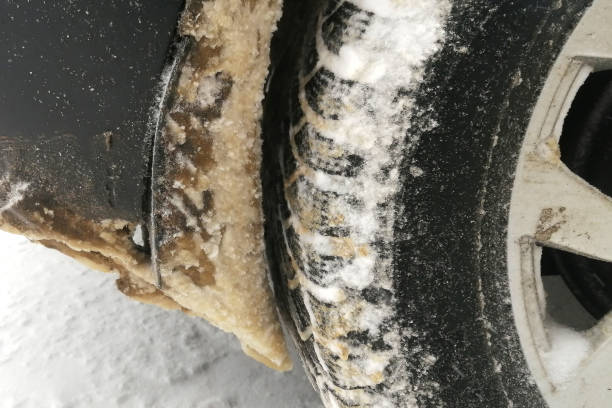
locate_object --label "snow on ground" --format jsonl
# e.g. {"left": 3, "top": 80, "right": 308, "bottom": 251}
{"left": 0, "top": 230, "right": 321, "bottom": 408}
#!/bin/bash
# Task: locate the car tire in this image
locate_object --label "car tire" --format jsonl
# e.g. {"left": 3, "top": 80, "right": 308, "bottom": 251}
{"left": 262, "top": 1, "right": 594, "bottom": 407}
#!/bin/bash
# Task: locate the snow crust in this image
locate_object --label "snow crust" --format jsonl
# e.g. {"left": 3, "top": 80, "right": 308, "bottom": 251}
{"left": 149, "top": 0, "right": 291, "bottom": 370}
{"left": 317, "top": 4, "right": 447, "bottom": 84}
{"left": 0, "top": 230, "right": 321, "bottom": 407}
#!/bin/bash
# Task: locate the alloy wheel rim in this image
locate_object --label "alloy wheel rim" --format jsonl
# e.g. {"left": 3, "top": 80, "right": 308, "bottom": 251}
{"left": 507, "top": 1, "right": 612, "bottom": 406}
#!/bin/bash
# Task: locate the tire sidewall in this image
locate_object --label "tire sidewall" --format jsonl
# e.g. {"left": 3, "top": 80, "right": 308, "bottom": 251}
{"left": 393, "top": 2, "right": 591, "bottom": 407}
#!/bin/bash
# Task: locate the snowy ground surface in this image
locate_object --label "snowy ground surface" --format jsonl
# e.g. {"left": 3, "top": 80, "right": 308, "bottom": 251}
{"left": 0, "top": 230, "right": 321, "bottom": 408}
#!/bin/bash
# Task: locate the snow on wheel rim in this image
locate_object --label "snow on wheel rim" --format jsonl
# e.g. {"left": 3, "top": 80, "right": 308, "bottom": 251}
{"left": 508, "top": 1, "right": 612, "bottom": 406}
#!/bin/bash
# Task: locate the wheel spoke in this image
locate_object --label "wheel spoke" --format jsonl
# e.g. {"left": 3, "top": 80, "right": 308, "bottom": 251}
{"left": 563, "top": 0, "right": 612, "bottom": 64}
{"left": 513, "top": 143, "right": 612, "bottom": 263}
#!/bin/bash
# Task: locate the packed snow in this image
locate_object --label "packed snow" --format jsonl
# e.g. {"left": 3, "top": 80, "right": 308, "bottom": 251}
{"left": 0, "top": 230, "right": 321, "bottom": 408}
{"left": 542, "top": 320, "right": 592, "bottom": 386}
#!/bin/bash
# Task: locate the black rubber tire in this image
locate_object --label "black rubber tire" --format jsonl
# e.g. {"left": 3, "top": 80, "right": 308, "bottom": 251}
{"left": 262, "top": 1, "right": 592, "bottom": 407}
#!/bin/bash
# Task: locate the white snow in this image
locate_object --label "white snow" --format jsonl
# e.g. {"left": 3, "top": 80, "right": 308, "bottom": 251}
{"left": 197, "top": 75, "right": 226, "bottom": 109}
{"left": 542, "top": 320, "right": 592, "bottom": 386}
{"left": 0, "top": 230, "right": 321, "bottom": 408}
{"left": 409, "top": 166, "right": 424, "bottom": 178}
{"left": 131, "top": 224, "right": 145, "bottom": 247}
{"left": 0, "top": 180, "right": 29, "bottom": 214}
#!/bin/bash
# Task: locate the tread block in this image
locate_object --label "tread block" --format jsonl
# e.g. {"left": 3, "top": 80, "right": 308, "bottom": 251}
{"left": 294, "top": 123, "right": 364, "bottom": 177}
{"left": 306, "top": 253, "right": 347, "bottom": 287}
{"left": 304, "top": 337, "right": 324, "bottom": 373}
{"left": 321, "top": 1, "right": 373, "bottom": 55}
{"left": 289, "top": 288, "right": 312, "bottom": 334}
{"left": 286, "top": 224, "right": 307, "bottom": 273}
{"left": 286, "top": 176, "right": 359, "bottom": 237}
{"left": 304, "top": 68, "right": 370, "bottom": 121}
{"left": 285, "top": 224, "right": 348, "bottom": 287}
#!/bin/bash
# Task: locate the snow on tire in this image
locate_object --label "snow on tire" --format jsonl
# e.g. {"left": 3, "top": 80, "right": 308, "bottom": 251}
{"left": 276, "top": 1, "right": 450, "bottom": 406}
